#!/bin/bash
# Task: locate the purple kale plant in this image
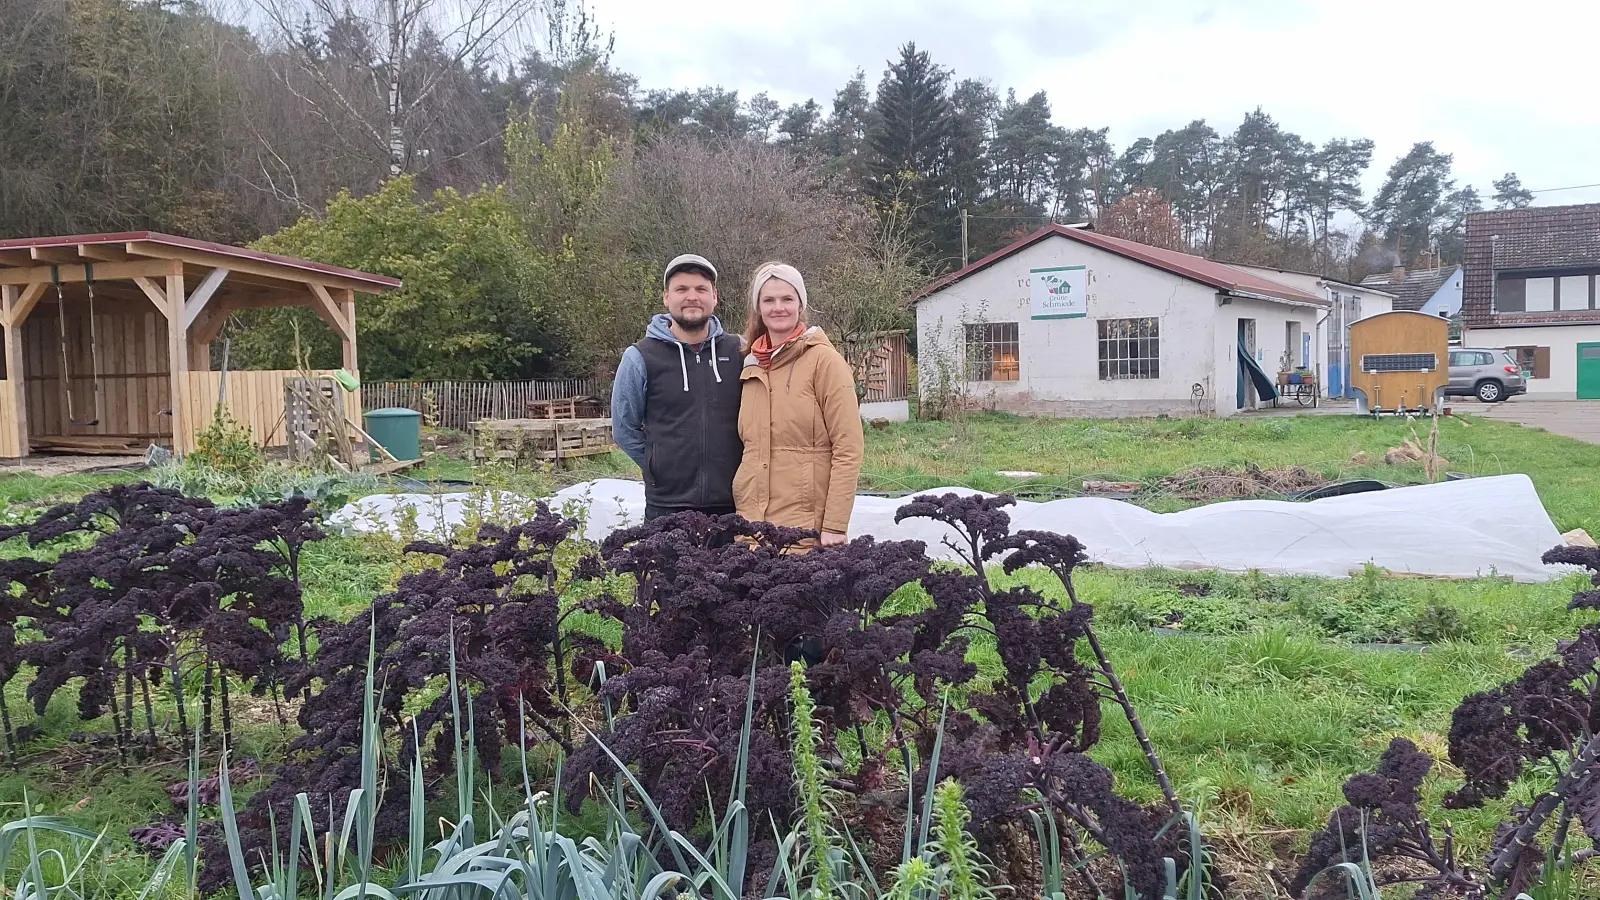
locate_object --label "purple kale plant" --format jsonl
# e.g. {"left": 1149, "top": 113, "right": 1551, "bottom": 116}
{"left": 202, "top": 504, "right": 588, "bottom": 894}
{"left": 570, "top": 497, "right": 1187, "bottom": 898}
{"left": 896, "top": 494, "right": 1184, "bottom": 899}
{"left": 1, "top": 484, "right": 322, "bottom": 758}
{"left": 1286, "top": 546, "right": 1600, "bottom": 899}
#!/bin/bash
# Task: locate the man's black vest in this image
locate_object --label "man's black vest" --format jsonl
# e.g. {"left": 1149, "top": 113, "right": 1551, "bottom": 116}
{"left": 633, "top": 333, "right": 743, "bottom": 511}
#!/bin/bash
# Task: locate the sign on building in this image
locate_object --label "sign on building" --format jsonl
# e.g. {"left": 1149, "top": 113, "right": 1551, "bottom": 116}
{"left": 1029, "top": 265, "right": 1087, "bottom": 319}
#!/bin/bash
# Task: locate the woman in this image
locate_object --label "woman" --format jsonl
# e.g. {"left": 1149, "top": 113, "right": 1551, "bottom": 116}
{"left": 733, "top": 262, "right": 864, "bottom": 548}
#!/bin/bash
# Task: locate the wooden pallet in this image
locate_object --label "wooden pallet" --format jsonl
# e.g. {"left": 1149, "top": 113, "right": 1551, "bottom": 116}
{"left": 470, "top": 417, "right": 615, "bottom": 467}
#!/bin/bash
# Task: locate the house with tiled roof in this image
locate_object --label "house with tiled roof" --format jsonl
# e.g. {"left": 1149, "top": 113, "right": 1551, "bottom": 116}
{"left": 912, "top": 225, "right": 1330, "bottom": 418}
{"left": 1461, "top": 203, "right": 1600, "bottom": 398}
{"left": 1360, "top": 265, "right": 1463, "bottom": 317}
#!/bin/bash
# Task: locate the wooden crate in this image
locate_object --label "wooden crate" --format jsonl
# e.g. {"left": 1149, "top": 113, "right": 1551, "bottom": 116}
{"left": 470, "top": 417, "right": 615, "bottom": 467}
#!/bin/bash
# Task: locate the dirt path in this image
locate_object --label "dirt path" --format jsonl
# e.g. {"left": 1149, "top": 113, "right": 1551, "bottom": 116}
{"left": 0, "top": 455, "right": 147, "bottom": 478}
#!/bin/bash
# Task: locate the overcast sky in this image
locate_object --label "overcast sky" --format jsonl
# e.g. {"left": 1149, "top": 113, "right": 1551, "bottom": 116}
{"left": 591, "top": 0, "right": 1600, "bottom": 208}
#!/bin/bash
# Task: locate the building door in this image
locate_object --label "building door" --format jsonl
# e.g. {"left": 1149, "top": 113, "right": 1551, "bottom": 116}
{"left": 1579, "top": 343, "right": 1600, "bottom": 400}
{"left": 1237, "top": 318, "right": 1257, "bottom": 409}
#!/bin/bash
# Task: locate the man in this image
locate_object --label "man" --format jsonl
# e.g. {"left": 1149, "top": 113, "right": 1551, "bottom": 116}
{"left": 612, "top": 254, "right": 744, "bottom": 522}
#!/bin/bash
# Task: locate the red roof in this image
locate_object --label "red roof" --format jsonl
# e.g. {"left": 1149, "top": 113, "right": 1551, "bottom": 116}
{"left": 0, "top": 231, "right": 401, "bottom": 291}
{"left": 915, "top": 224, "right": 1327, "bottom": 306}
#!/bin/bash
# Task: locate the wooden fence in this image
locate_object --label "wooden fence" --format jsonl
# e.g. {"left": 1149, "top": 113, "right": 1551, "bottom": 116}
{"left": 185, "top": 370, "right": 360, "bottom": 448}
{"left": 362, "top": 378, "right": 602, "bottom": 431}
{"left": 844, "top": 330, "right": 910, "bottom": 403}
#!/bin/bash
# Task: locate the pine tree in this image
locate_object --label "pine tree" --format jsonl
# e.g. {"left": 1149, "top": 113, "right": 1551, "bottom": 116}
{"left": 1370, "top": 141, "right": 1457, "bottom": 266}
{"left": 1492, "top": 172, "right": 1534, "bottom": 209}
{"left": 868, "top": 42, "right": 959, "bottom": 263}
{"left": 816, "top": 69, "right": 873, "bottom": 189}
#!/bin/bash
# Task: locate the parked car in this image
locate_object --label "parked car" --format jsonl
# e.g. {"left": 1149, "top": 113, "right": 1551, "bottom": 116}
{"left": 1446, "top": 348, "right": 1526, "bottom": 402}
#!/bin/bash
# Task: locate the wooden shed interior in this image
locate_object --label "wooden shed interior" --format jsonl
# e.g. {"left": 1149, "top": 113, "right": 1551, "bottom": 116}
{"left": 0, "top": 233, "right": 399, "bottom": 458}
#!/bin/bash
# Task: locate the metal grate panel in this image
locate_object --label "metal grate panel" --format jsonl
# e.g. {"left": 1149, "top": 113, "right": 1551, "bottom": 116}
{"left": 1361, "top": 353, "right": 1437, "bottom": 373}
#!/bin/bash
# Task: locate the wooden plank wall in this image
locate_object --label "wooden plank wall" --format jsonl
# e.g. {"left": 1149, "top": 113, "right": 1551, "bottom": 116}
{"left": 185, "top": 370, "right": 361, "bottom": 448}
{"left": 23, "top": 300, "right": 171, "bottom": 437}
{"left": 0, "top": 384, "right": 18, "bottom": 457}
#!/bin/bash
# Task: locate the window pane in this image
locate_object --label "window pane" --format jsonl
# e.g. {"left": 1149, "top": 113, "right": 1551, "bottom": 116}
{"left": 1526, "top": 277, "right": 1555, "bottom": 312}
{"left": 1496, "top": 277, "right": 1526, "bottom": 312}
{"left": 1096, "top": 317, "right": 1160, "bottom": 380}
{"left": 1560, "top": 275, "right": 1592, "bottom": 311}
{"left": 964, "top": 322, "right": 1019, "bottom": 382}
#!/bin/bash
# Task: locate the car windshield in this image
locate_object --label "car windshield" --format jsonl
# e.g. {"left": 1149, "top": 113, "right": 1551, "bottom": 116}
{"left": 1503, "top": 352, "right": 1520, "bottom": 367}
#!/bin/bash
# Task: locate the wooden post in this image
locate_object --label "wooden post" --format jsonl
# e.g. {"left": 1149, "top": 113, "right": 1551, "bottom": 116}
{"left": 2, "top": 285, "right": 28, "bottom": 458}
{"left": 340, "top": 288, "right": 358, "bottom": 375}
{"left": 166, "top": 273, "right": 188, "bottom": 454}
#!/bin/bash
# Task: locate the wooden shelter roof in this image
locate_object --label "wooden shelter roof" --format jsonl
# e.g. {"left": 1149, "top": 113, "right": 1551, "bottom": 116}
{"left": 0, "top": 232, "right": 401, "bottom": 294}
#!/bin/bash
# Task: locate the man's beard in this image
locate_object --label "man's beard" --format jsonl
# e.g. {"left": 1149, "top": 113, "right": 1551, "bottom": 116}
{"left": 671, "top": 310, "right": 708, "bottom": 330}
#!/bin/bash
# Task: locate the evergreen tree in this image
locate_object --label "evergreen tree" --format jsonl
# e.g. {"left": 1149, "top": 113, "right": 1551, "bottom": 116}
{"left": 1305, "top": 138, "right": 1374, "bottom": 264}
{"left": 947, "top": 78, "right": 998, "bottom": 212}
{"left": 777, "top": 99, "right": 823, "bottom": 152}
{"left": 988, "top": 89, "right": 1060, "bottom": 210}
{"left": 1492, "top": 172, "right": 1534, "bottom": 209}
{"left": 816, "top": 69, "right": 873, "bottom": 189}
{"left": 1370, "top": 141, "right": 1457, "bottom": 265}
{"left": 1051, "top": 126, "right": 1114, "bottom": 222}
{"left": 868, "top": 43, "right": 958, "bottom": 262}
{"left": 1437, "top": 184, "right": 1483, "bottom": 264}
{"left": 1148, "top": 120, "right": 1225, "bottom": 248}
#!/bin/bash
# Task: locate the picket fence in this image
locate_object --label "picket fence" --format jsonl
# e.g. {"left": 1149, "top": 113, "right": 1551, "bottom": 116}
{"left": 361, "top": 378, "right": 602, "bottom": 431}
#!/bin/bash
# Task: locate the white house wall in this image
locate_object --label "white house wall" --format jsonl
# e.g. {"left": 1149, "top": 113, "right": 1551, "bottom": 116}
{"left": 1211, "top": 297, "right": 1324, "bottom": 416}
{"left": 1464, "top": 324, "right": 1600, "bottom": 399}
{"left": 915, "top": 236, "right": 1219, "bottom": 417}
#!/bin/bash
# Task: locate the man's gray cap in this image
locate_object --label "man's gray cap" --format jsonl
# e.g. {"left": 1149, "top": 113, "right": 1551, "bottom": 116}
{"left": 664, "top": 254, "right": 718, "bottom": 284}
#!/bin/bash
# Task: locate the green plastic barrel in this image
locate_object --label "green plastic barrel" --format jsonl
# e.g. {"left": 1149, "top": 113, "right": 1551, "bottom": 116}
{"left": 363, "top": 407, "right": 422, "bottom": 462}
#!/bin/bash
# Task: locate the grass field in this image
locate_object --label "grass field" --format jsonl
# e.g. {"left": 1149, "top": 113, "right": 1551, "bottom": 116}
{"left": 2, "top": 409, "right": 1597, "bottom": 896}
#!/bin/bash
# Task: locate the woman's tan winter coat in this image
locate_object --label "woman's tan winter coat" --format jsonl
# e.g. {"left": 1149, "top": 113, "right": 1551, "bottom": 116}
{"left": 733, "top": 327, "right": 864, "bottom": 539}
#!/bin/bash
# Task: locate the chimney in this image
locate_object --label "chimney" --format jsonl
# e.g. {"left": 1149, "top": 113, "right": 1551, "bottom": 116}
{"left": 1390, "top": 264, "right": 1405, "bottom": 283}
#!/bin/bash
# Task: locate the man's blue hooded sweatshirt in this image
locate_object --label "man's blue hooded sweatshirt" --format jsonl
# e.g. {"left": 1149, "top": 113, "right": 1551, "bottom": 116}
{"left": 611, "top": 314, "right": 744, "bottom": 512}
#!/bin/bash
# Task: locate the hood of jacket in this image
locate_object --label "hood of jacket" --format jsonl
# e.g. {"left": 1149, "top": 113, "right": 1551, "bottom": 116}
{"left": 645, "top": 313, "right": 728, "bottom": 346}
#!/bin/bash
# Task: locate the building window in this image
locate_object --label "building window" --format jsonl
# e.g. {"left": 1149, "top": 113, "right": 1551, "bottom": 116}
{"left": 1098, "top": 317, "right": 1160, "bottom": 380}
{"left": 964, "top": 322, "right": 1019, "bottom": 381}
{"left": 1506, "top": 346, "right": 1550, "bottom": 378}
{"left": 1496, "top": 271, "right": 1597, "bottom": 313}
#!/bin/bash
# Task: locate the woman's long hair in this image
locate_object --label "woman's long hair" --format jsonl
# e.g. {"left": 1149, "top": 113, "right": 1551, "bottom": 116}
{"left": 743, "top": 261, "right": 809, "bottom": 350}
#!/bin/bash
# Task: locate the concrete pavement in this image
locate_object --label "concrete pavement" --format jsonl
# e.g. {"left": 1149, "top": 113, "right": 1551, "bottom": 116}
{"left": 1457, "top": 399, "right": 1600, "bottom": 445}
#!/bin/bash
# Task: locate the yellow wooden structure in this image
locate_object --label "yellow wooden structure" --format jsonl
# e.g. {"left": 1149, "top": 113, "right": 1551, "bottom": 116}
{"left": 1348, "top": 311, "right": 1450, "bottom": 414}
{"left": 0, "top": 232, "right": 398, "bottom": 457}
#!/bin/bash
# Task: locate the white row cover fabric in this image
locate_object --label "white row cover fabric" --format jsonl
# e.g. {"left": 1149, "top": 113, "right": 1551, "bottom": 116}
{"left": 328, "top": 474, "right": 1569, "bottom": 583}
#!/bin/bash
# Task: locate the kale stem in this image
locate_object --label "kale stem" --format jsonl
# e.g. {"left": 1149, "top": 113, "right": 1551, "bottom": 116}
{"left": 139, "top": 667, "right": 158, "bottom": 743}
{"left": 168, "top": 643, "right": 188, "bottom": 744}
{"left": 1061, "top": 573, "right": 1181, "bottom": 814}
{"left": 0, "top": 691, "right": 16, "bottom": 765}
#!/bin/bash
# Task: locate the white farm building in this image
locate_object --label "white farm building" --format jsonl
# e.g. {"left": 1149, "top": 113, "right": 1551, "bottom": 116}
{"left": 914, "top": 225, "right": 1332, "bottom": 418}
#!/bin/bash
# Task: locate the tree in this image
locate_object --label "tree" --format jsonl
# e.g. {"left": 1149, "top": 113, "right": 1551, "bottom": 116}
{"left": 988, "top": 89, "right": 1060, "bottom": 211}
{"left": 1051, "top": 127, "right": 1114, "bottom": 222}
{"left": 868, "top": 43, "right": 958, "bottom": 262}
{"left": 580, "top": 134, "right": 866, "bottom": 364}
{"left": 1304, "top": 138, "right": 1375, "bottom": 268}
{"left": 1147, "top": 121, "right": 1226, "bottom": 248}
{"left": 1370, "top": 142, "right": 1457, "bottom": 266}
{"left": 776, "top": 100, "right": 823, "bottom": 152}
{"left": 235, "top": 176, "right": 556, "bottom": 379}
{"left": 745, "top": 92, "right": 782, "bottom": 141}
{"left": 1099, "top": 188, "right": 1185, "bottom": 251}
{"left": 1493, "top": 172, "right": 1534, "bottom": 209}
{"left": 248, "top": 0, "right": 539, "bottom": 188}
{"left": 814, "top": 70, "right": 872, "bottom": 189}
{"left": 1437, "top": 184, "right": 1483, "bottom": 265}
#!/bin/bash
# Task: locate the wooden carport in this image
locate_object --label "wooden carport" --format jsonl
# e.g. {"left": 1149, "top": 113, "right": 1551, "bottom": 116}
{"left": 0, "top": 232, "right": 400, "bottom": 458}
